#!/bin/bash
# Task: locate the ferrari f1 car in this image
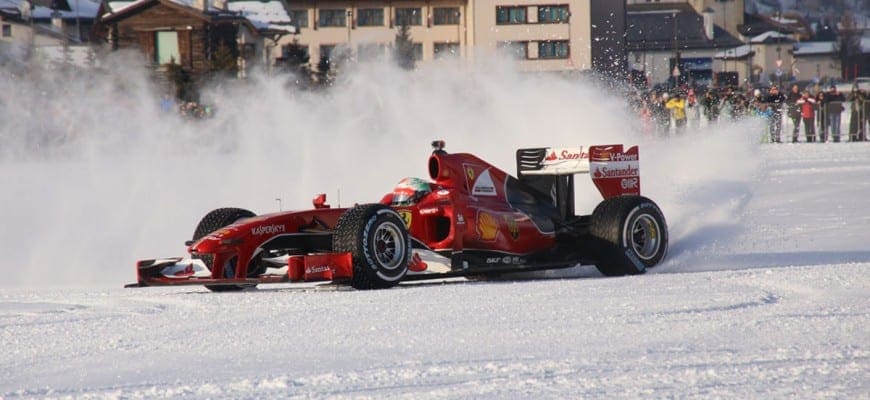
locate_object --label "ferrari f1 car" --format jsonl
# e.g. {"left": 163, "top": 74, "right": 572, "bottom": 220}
{"left": 129, "top": 141, "right": 668, "bottom": 291}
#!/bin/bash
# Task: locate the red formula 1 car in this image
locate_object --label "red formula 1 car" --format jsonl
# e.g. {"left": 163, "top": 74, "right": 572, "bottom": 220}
{"left": 129, "top": 141, "right": 668, "bottom": 291}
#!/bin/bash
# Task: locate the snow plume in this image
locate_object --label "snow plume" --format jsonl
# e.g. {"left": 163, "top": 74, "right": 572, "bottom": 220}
{"left": 0, "top": 55, "right": 763, "bottom": 287}
{"left": 640, "top": 120, "right": 765, "bottom": 272}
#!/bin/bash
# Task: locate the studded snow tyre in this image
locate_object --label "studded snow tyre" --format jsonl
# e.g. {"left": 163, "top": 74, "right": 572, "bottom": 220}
{"left": 590, "top": 196, "right": 668, "bottom": 277}
{"left": 333, "top": 204, "right": 411, "bottom": 290}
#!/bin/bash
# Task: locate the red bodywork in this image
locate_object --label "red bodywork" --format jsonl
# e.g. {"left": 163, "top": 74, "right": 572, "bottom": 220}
{"left": 132, "top": 144, "right": 641, "bottom": 288}
{"left": 387, "top": 150, "right": 556, "bottom": 256}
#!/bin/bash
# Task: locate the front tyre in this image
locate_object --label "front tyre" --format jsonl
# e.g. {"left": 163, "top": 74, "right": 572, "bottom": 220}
{"left": 333, "top": 204, "right": 411, "bottom": 290}
{"left": 191, "top": 207, "right": 258, "bottom": 292}
{"left": 590, "top": 196, "right": 668, "bottom": 277}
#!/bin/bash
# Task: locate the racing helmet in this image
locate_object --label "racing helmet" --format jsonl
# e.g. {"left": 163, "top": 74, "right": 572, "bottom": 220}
{"left": 391, "top": 177, "right": 432, "bottom": 206}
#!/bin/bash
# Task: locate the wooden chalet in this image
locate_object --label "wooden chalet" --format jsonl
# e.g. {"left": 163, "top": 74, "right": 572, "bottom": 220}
{"left": 95, "top": 0, "right": 268, "bottom": 79}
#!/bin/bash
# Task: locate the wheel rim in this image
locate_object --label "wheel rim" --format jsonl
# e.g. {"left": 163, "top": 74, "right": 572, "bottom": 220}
{"left": 628, "top": 214, "right": 661, "bottom": 261}
{"left": 372, "top": 221, "right": 405, "bottom": 271}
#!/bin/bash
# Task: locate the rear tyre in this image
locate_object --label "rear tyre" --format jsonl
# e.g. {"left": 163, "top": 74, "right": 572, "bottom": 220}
{"left": 590, "top": 196, "right": 668, "bottom": 277}
{"left": 333, "top": 204, "right": 411, "bottom": 290}
{"left": 191, "top": 207, "right": 258, "bottom": 292}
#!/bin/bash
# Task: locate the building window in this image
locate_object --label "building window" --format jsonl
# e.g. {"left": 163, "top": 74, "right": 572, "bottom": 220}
{"left": 155, "top": 31, "right": 180, "bottom": 64}
{"left": 538, "top": 5, "right": 569, "bottom": 23}
{"left": 433, "top": 7, "right": 460, "bottom": 25}
{"left": 2, "top": 24, "right": 11, "bottom": 37}
{"left": 358, "top": 8, "right": 384, "bottom": 27}
{"left": 358, "top": 43, "right": 386, "bottom": 61}
{"left": 496, "top": 6, "right": 526, "bottom": 25}
{"left": 289, "top": 10, "right": 308, "bottom": 28}
{"left": 319, "top": 9, "right": 347, "bottom": 27}
{"left": 497, "top": 41, "right": 527, "bottom": 59}
{"left": 410, "top": 43, "right": 423, "bottom": 60}
{"left": 395, "top": 8, "right": 422, "bottom": 26}
{"left": 434, "top": 42, "right": 460, "bottom": 58}
{"left": 538, "top": 40, "right": 569, "bottom": 59}
{"left": 281, "top": 43, "right": 309, "bottom": 60}
{"left": 320, "top": 44, "right": 336, "bottom": 61}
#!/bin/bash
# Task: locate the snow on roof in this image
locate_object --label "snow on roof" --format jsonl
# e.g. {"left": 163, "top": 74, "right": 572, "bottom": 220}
{"left": 226, "top": 0, "right": 293, "bottom": 32}
{"left": 770, "top": 16, "right": 799, "bottom": 25}
{"left": 0, "top": 0, "right": 100, "bottom": 19}
{"left": 105, "top": 0, "right": 223, "bottom": 16}
{"left": 103, "top": 0, "right": 293, "bottom": 32}
{"left": 715, "top": 44, "right": 751, "bottom": 59}
{"left": 749, "top": 31, "right": 792, "bottom": 44}
{"left": 792, "top": 41, "right": 836, "bottom": 56}
{"left": 105, "top": 0, "right": 134, "bottom": 13}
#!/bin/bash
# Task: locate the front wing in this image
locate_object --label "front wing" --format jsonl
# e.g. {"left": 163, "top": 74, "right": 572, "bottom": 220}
{"left": 126, "top": 254, "right": 355, "bottom": 288}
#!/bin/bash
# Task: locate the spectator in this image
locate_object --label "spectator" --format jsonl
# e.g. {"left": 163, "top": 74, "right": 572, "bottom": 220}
{"left": 159, "top": 94, "right": 175, "bottom": 113}
{"left": 849, "top": 89, "right": 867, "bottom": 141}
{"left": 687, "top": 88, "right": 701, "bottom": 129}
{"left": 865, "top": 92, "right": 870, "bottom": 141}
{"left": 816, "top": 91, "right": 827, "bottom": 142}
{"left": 796, "top": 91, "right": 817, "bottom": 142}
{"left": 750, "top": 89, "right": 764, "bottom": 116}
{"left": 702, "top": 90, "right": 720, "bottom": 123}
{"left": 764, "top": 85, "right": 786, "bottom": 143}
{"left": 730, "top": 91, "right": 748, "bottom": 120}
{"left": 786, "top": 84, "right": 802, "bottom": 142}
{"left": 639, "top": 93, "right": 655, "bottom": 137}
{"left": 824, "top": 85, "right": 846, "bottom": 142}
{"left": 666, "top": 92, "right": 688, "bottom": 134}
{"left": 652, "top": 92, "right": 671, "bottom": 137}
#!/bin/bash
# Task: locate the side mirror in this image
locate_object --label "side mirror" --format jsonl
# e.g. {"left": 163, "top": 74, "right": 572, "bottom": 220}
{"left": 313, "top": 193, "right": 330, "bottom": 209}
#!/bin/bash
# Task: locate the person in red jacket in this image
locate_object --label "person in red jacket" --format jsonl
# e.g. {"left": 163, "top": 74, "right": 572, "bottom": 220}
{"left": 796, "top": 91, "right": 817, "bottom": 142}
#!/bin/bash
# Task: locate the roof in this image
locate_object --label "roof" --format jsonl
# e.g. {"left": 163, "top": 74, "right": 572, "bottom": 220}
{"left": 226, "top": 0, "right": 293, "bottom": 33}
{"left": 749, "top": 31, "right": 794, "bottom": 44}
{"left": 0, "top": 0, "right": 100, "bottom": 20}
{"left": 102, "top": 0, "right": 292, "bottom": 33}
{"left": 103, "top": 0, "right": 227, "bottom": 18}
{"left": 792, "top": 41, "right": 836, "bottom": 56}
{"left": 626, "top": 3, "right": 743, "bottom": 52}
{"left": 714, "top": 44, "right": 754, "bottom": 60}
{"left": 738, "top": 13, "right": 812, "bottom": 40}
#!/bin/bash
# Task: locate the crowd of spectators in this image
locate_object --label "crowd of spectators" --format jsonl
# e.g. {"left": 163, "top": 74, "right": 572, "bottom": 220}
{"left": 628, "top": 82, "right": 869, "bottom": 143}
{"left": 159, "top": 95, "right": 215, "bottom": 119}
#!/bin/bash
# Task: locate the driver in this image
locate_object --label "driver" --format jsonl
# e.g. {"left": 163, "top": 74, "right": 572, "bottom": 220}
{"left": 390, "top": 177, "right": 432, "bottom": 206}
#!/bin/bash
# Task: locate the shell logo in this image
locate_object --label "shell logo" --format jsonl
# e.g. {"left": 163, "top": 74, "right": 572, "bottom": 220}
{"left": 477, "top": 211, "right": 499, "bottom": 241}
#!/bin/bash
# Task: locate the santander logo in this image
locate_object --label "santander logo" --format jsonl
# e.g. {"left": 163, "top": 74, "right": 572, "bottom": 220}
{"left": 544, "top": 148, "right": 588, "bottom": 165}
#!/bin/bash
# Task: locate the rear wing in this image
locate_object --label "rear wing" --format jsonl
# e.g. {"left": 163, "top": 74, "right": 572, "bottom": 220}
{"left": 516, "top": 145, "right": 641, "bottom": 217}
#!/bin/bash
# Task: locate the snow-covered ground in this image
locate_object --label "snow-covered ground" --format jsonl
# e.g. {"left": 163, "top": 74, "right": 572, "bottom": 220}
{"left": 2, "top": 142, "right": 867, "bottom": 399}
{"left": 1, "top": 61, "right": 867, "bottom": 398}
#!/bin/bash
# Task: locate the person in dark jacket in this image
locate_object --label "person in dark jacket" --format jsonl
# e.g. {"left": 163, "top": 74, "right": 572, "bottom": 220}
{"left": 785, "top": 84, "right": 803, "bottom": 142}
{"left": 764, "top": 85, "right": 787, "bottom": 143}
{"left": 816, "top": 91, "right": 829, "bottom": 142}
{"left": 849, "top": 87, "right": 870, "bottom": 142}
{"left": 824, "top": 85, "right": 846, "bottom": 142}
{"left": 652, "top": 92, "right": 671, "bottom": 137}
{"left": 702, "top": 90, "right": 720, "bottom": 123}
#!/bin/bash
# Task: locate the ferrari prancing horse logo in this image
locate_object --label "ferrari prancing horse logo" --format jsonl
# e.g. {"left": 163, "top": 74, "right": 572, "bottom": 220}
{"left": 398, "top": 210, "right": 413, "bottom": 228}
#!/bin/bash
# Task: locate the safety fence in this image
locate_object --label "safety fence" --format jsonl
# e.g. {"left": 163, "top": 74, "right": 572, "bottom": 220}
{"left": 656, "top": 101, "right": 868, "bottom": 143}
